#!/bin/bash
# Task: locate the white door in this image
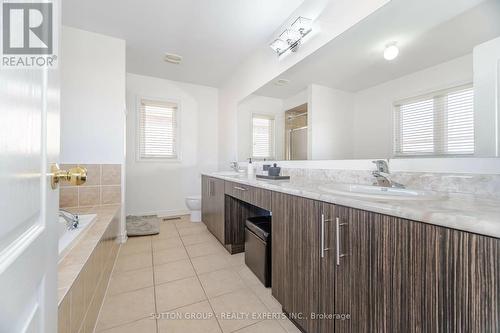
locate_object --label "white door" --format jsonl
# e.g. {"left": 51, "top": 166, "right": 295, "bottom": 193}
{"left": 0, "top": 9, "right": 60, "bottom": 333}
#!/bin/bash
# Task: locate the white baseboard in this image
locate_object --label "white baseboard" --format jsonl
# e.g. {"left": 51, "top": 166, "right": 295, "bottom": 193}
{"left": 157, "top": 209, "right": 190, "bottom": 218}
{"left": 126, "top": 209, "right": 190, "bottom": 219}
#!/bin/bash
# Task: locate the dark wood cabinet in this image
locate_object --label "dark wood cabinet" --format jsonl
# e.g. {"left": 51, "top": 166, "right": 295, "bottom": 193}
{"left": 201, "top": 175, "right": 225, "bottom": 244}
{"left": 224, "top": 181, "right": 272, "bottom": 211}
{"left": 319, "top": 206, "right": 500, "bottom": 333}
{"left": 271, "top": 191, "right": 321, "bottom": 333}
{"left": 203, "top": 177, "right": 500, "bottom": 332}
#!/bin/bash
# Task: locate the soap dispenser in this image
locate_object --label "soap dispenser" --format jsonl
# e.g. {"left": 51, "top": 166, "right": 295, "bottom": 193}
{"left": 247, "top": 158, "right": 254, "bottom": 175}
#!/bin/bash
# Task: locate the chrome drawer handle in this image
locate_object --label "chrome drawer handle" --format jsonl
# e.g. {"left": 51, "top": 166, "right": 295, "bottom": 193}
{"left": 233, "top": 186, "right": 247, "bottom": 191}
{"left": 321, "top": 214, "right": 332, "bottom": 258}
{"left": 336, "top": 217, "right": 348, "bottom": 266}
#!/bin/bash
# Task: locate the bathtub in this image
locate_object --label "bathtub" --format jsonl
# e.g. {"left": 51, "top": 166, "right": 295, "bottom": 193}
{"left": 58, "top": 214, "right": 96, "bottom": 261}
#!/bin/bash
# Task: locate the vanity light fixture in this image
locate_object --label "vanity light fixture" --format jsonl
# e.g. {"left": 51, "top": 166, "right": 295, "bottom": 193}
{"left": 383, "top": 42, "right": 399, "bottom": 61}
{"left": 270, "top": 16, "right": 313, "bottom": 57}
{"left": 164, "top": 53, "right": 183, "bottom": 64}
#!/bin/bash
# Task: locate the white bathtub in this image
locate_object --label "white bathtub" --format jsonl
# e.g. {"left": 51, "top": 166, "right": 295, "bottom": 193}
{"left": 58, "top": 214, "right": 96, "bottom": 261}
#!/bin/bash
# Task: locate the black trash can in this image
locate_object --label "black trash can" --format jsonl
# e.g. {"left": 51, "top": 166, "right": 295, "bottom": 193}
{"left": 245, "top": 216, "right": 271, "bottom": 287}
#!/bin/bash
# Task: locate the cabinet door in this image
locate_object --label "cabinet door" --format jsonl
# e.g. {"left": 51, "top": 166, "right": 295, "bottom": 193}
{"left": 318, "top": 203, "right": 345, "bottom": 333}
{"left": 211, "top": 177, "right": 225, "bottom": 244}
{"left": 201, "top": 175, "right": 212, "bottom": 231}
{"left": 330, "top": 208, "right": 500, "bottom": 332}
{"left": 271, "top": 192, "right": 321, "bottom": 333}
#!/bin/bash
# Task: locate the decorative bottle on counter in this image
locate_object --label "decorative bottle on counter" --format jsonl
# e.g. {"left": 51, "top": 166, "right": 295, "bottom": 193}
{"left": 247, "top": 158, "right": 254, "bottom": 175}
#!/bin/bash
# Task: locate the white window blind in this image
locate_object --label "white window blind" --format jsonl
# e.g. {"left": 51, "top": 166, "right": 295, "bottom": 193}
{"left": 138, "top": 99, "right": 178, "bottom": 160}
{"left": 252, "top": 114, "right": 275, "bottom": 159}
{"left": 394, "top": 85, "right": 474, "bottom": 156}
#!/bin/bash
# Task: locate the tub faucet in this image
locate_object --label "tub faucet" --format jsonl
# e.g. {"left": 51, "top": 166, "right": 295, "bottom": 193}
{"left": 59, "top": 209, "right": 79, "bottom": 230}
{"left": 372, "top": 160, "right": 405, "bottom": 188}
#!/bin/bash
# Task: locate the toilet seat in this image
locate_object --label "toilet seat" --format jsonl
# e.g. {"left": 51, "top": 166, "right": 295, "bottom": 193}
{"left": 186, "top": 195, "right": 201, "bottom": 201}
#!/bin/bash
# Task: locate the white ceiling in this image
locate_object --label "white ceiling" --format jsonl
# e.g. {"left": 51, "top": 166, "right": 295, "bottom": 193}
{"left": 255, "top": 0, "right": 500, "bottom": 98}
{"left": 62, "top": 0, "right": 304, "bottom": 87}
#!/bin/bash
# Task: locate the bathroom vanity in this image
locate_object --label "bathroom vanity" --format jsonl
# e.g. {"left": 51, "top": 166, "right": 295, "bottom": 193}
{"left": 201, "top": 173, "right": 500, "bottom": 333}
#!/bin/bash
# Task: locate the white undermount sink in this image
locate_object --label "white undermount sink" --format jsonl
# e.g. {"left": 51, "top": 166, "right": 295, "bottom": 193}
{"left": 318, "top": 183, "right": 445, "bottom": 201}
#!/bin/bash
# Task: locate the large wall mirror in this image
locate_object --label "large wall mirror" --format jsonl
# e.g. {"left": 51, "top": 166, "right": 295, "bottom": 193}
{"left": 237, "top": 0, "right": 500, "bottom": 161}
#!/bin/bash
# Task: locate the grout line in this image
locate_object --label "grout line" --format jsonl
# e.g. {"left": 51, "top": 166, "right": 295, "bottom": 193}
{"left": 148, "top": 237, "right": 159, "bottom": 333}
{"left": 92, "top": 243, "right": 123, "bottom": 332}
{"left": 175, "top": 218, "right": 225, "bottom": 333}
{"left": 96, "top": 315, "right": 154, "bottom": 333}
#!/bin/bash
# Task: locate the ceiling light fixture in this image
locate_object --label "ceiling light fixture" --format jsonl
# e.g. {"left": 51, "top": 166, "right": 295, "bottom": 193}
{"left": 270, "top": 16, "right": 313, "bottom": 57}
{"left": 164, "top": 53, "right": 183, "bottom": 64}
{"left": 383, "top": 43, "right": 399, "bottom": 61}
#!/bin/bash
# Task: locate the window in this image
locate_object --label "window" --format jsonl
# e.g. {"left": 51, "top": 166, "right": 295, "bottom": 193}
{"left": 138, "top": 98, "right": 179, "bottom": 160}
{"left": 393, "top": 85, "right": 474, "bottom": 156}
{"left": 252, "top": 114, "right": 275, "bottom": 159}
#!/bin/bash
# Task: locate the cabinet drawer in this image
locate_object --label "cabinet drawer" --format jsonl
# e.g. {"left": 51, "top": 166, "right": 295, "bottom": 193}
{"left": 224, "top": 181, "right": 272, "bottom": 211}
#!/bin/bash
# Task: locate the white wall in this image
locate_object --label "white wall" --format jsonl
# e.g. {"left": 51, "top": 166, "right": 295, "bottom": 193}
{"left": 308, "top": 84, "right": 354, "bottom": 160}
{"left": 237, "top": 95, "right": 285, "bottom": 161}
{"left": 126, "top": 73, "right": 218, "bottom": 217}
{"left": 283, "top": 89, "right": 308, "bottom": 111}
{"left": 352, "top": 54, "right": 473, "bottom": 158}
{"left": 61, "top": 26, "right": 127, "bottom": 241}
{"left": 61, "top": 26, "right": 126, "bottom": 164}
{"left": 473, "top": 37, "right": 500, "bottom": 157}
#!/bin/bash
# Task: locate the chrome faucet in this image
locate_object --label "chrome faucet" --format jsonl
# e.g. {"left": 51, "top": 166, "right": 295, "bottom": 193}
{"left": 372, "top": 160, "right": 405, "bottom": 188}
{"left": 230, "top": 161, "right": 240, "bottom": 172}
{"left": 59, "top": 209, "right": 79, "bottom": 230}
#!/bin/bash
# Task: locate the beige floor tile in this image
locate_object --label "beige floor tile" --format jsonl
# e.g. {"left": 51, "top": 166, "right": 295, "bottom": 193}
{"left": 153, "top": 247, "right": 188, "bottom": 266}
{"left": 126, "top": 236, "right": 152, "bottom": 245}
{"left": 159, "top": 223, "right": 179, "bottom": 234}
{"left": 173, "top": 217, "right": 195, "bottom": 228}
{"left": 198, "top": 268, "right": 246, "bottom": 298}
{"left": 154, "top": 259, "right": 196, "bottom": 285}
{"left": 226, "top": 252, "right": 245, "bottom": 267}
{"left": 157, "top": 301, "right": 221, "bottom": 333}
{"left": 178, "top": 224, "right": 208, "bottom": 236}
{"left": 191, "top": 253, "right": 232, "bottom": 274}
{"left": 181, "top": 232, "right": 218, "bottom": 246}
{"left": 155, "top": 277, "right": 207, "bottom": 312}
{"left": 209, "top": 289, "right": 269, "bottom": 333}
{"left": 185, "top": 241, "right": 225, "bottom": 258}
{"left": 152, "top": 236, "right": 183, "bottom": 251}
{"left": 237, "top": 320, "right": 287, "bottom": 333}
{"left": 155, "top": 232, "right": 179, "bottom": 240}
{"left": 108, "top": 267, "right": 153, "bottom": 295}
{"left": 114, "top": 251, "right": 152, "bottom": 272}
{"left": 98, "top": 317, "right": 157, "bottom": 333}
{"left": 95, "top": 287, "right": 155, "bottom": 330}
{"left": 278, "top": 317, "right": 302, "bottom": 333}
{"left": 233, "top": 265, "right": 263, "bottom": 287}
{"left": 119, "top": 241, "right": 152, "bottom": 256}
{"left": 249, "top": 284, "right": 282, "bottom": 313}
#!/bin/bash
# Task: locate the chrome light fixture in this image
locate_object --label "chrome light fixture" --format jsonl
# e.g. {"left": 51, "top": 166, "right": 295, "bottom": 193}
{"left": 270, "top": 16, "right": 313, "bottom": 57}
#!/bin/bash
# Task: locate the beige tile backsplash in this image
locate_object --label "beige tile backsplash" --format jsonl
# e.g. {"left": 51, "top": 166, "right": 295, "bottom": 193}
{"left": 59, "top": 164, "right": 122, "bottom": 208}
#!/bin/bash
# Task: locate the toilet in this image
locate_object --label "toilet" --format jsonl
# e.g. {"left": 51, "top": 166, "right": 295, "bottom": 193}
{"left": 185, "top": 195, "right": 202, "bottom": 222}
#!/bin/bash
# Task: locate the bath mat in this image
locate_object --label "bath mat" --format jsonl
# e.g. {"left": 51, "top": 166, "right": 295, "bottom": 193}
{"left": 126, "top": 215, "right": 160, "bottom": 236}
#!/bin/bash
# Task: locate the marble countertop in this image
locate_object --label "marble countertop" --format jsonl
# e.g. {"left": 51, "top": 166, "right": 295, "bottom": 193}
{"left": 204, "top": 172, "right": 500, "bottom": 239}
{"left": 57, "top": 204, "right": 120, "bottom": 305}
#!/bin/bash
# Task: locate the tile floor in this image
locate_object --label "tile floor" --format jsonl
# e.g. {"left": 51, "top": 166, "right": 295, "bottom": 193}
{"left": 94, "top": 215, "right": 301, "bottom": 333}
